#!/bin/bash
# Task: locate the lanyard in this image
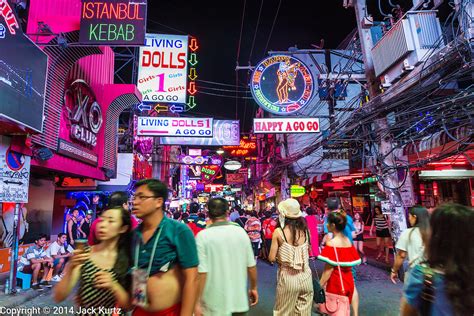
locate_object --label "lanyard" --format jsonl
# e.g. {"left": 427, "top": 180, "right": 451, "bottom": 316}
{"left": 134, "top": 223, "right": 164, "bottom": 276}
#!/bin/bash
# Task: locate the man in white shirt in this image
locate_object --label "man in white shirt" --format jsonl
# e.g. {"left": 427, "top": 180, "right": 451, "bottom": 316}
{"left": 195, "top": 198, "right": 258, "bottom": 316}
{"left": 48, "top": 233, "right": 71, "bottom": 282}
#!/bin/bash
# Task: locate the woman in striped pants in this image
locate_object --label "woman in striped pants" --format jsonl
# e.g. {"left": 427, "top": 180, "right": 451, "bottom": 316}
{"left": 269, "top": 199, "right": 313, "bottom": 315}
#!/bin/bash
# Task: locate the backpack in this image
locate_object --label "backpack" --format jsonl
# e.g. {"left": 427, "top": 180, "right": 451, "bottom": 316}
{"left": 245, "top": 217, "right": 262, "bottom": 242}
{"left": 262, "top": 218, "right": 277, "bottom": 240}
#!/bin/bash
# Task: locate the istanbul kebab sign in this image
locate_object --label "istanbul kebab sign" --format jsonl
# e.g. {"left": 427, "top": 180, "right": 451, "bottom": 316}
{"left": 253, "top": 118, "right": 320, "bottom": 134}
{"left": 79, "top": 0, "right": 147, "bottom": 45}
{"left": 137, "top": 117, "right": 213, "bottom": 137}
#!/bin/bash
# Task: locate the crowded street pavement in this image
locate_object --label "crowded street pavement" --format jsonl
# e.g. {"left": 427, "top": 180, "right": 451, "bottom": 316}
{"left": 4, "top": 259, "right": 402, "bottom": 315}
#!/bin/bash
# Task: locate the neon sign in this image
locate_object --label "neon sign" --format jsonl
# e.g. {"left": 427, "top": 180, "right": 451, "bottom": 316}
{"left": 250, "top": 55, "right": 314, "bottom": 115}
{"left": 138, "top": 33, "right": 189, "bottom": 103}
{"left": 0, "top": 0, "right": 19, "bottom": 35}
{"left": 186, "top": 37, "right": 198, "bottom": 111}
{"left": 79, "top": 0, "right": 147, "bottom": 45}
{"left": 63, "top": 80, "right": 103, "bottom": 147}
{"left": 223, "top": 137, "right": 257, "bottom": 157}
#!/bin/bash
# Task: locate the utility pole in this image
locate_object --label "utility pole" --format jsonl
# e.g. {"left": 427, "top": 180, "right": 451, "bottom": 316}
{"left": 352, "top": 0, "right": 407, "bottom": 244}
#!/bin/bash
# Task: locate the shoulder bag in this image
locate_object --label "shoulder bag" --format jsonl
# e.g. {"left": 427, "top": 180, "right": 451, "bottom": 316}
{"left": 420, "top": 265, "right": 435, "bottom": 316}
{"left": 318, "top": 247, "right": 351, "bottom": 316}
{"left": 307, "top": 231, "right": 325, "bottom": 304}
{"left": 310, "top": 258, "right": 326, "bottom": 304}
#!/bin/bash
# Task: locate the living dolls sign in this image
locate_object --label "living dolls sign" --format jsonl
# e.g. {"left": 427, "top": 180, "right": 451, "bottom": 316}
{"left": 79, "top": 0, "right": 147, "bottom": 45}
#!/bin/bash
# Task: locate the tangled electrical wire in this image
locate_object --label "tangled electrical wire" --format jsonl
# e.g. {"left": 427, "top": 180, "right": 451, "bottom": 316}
{"left": 260, "top": 6, "right": 473, "bottom": 188}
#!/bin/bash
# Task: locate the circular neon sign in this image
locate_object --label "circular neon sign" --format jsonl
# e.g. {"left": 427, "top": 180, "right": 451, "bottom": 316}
{"left": 250, "top": 55, "right": 314, "bottom": 115}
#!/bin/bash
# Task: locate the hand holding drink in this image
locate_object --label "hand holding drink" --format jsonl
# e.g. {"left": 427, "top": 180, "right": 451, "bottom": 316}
{"left": 70, "top": 239, "right": 89, "bottom": 268}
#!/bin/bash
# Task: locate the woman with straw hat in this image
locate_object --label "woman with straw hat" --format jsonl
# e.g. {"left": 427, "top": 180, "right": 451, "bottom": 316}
{"left": 269, "top": 198, "right": 313, "bottom": 315}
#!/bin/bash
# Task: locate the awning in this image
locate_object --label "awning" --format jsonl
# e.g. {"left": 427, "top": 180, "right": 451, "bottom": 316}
{"left": 300, "top": 172, "right": 332, "bottom": 186}
{"left": 419, "top": 169, "right": 474, "bottom": 179}
{"left": 402, "top": 127, "right": 470, "bottom": 156}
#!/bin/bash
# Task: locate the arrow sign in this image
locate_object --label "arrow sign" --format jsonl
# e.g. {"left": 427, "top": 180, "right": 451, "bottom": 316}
{"left": 138, "top": 130, "right": 168, "bottom": 135}
{"left": 137, "top": 103, "right": 152, "bottom": 112}
{"left": 170, "top": 104, "right": 185, "bottom": 113}
{"left": 189, "top": 38, "right": 199, "bottom": 52}
{"left": 154, "top": 104, "right": 169, "bottom": 113}
{"left": 187, "top": 96, "right": 197, "bottom": 109}
{"left": 188, "top": 82, "right": 197, "bottom": 95}
{"left": 189, "top": 53, "right": 198, "bottom": 66}
{"left": 4, "top": 180, "right": 24, "bottom": 186}
{"left": 188, "top": 68, "right": 197, "bottom": 81}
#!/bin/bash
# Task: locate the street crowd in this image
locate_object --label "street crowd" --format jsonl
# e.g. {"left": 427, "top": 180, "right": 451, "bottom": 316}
{"left": 17, "top": 178, "right": 474, "bottom": 315}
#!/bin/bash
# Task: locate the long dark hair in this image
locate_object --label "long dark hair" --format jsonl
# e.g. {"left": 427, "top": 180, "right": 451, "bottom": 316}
{"left": 106, "top": 207, "right": 132, "bottom": 288}
{"left": 278, "top": 217, "right": 308, "bottom": 246}
{"left": 408, "top": 206, "right": 430, "bottom": 247}
{"left": 327, "top": 212, "right": 347, "bottom": 232}
{"left": 427, "top": 203, "right": 474, "bottom": 315}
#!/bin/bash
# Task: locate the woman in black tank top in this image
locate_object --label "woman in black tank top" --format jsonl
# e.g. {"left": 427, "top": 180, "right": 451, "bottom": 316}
{"left": 54, "top": 207, "right": 132, "bottom": 313}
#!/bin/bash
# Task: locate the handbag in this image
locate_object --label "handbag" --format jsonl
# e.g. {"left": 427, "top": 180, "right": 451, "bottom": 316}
{"left": 420, "top": 264, "right": 435, "bottom": 316}
{"left": 310, "top": 258, "right": 326, "bottom": 304}
{"left": 307, "top": 230, "right": 326, "bottom": 304}
{"left": 318, "top": 247, "right": 351, "bottom": 316}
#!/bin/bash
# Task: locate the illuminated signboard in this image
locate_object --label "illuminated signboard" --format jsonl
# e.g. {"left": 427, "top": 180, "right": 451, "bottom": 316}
{"left": 160, "top": 120, "right": 240, "bottom": 146}
{"left": 290, "top": 185, "right": 306, "bottom": 198}
{"left": 136, "top": 117, "right": 213, "bottom": 137}
{"left": 63, "top": 80, "right": 103, "bottom": 147}
{"left": 250, "top": 55, "right": 314, "bottom": 115}
{"left": 226, "top": 173, "right": 246, "bottom": 185}
{"left": 79, "top": 0, "right": 147, "bottom": 45}
{"left": 223, "top": 137, "right": 257, "bottom": 157}
{"left": 138, "top": 33, "right": 189, "bottom": 103}
{"left": 253, "top": 118, "right": 320, "bottom": 134}
{"left": 0, "top": 0, "right": 47, "bottom": 132}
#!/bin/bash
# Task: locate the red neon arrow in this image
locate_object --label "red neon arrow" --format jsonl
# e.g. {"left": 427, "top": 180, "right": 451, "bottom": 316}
{"left": 188, "top": 82, "right": 197, "bottom": 95}
{"left": 189, "top": 38, "right": 199, "bottom": 52}
{"left": 139, "top": 130, "right": 169, "bottom": 134}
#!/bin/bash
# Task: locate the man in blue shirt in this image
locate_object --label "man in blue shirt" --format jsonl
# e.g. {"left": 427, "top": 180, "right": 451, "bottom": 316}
{"left": 323, "top": 198, "right": 355, "bottom": 242}
{"left": 132, "top": 179, "right": 198, "bottom": 315}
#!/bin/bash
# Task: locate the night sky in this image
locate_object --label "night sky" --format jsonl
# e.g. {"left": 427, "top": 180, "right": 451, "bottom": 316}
{"left": 145, "top": 1, "right": 357, "bottom": 133}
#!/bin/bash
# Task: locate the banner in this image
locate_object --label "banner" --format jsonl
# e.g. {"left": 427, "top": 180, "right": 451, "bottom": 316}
{"left": 138, "top": 33, "right": 189, "bottom": 103}
{"left": 79, "top": 0, "right": 147, "bottom": 45}
{"left": 137, "top": 117, "right": 213, "bottom": 137}
{"left": 253, "top": 118, "right": 320, "bottom": 134}
{"left": 160, "top": 120, "right": 240, "bottom": 146}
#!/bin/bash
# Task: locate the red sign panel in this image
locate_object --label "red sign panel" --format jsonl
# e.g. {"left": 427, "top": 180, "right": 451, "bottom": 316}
{"left": 226, "top": 173, "right": 246, "bottom": 185}
{"left": 223, "top": 137, "right": 257, "bottom": 157}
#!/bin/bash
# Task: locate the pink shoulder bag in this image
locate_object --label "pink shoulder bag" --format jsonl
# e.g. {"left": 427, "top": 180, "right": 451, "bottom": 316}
{"left": 318, "top": 247, "right": 351, "bottom": 316}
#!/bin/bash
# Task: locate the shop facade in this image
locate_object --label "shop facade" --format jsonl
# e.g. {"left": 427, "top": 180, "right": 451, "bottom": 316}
{"left": 0, "top": 0, "right": 142, "bottom": 274}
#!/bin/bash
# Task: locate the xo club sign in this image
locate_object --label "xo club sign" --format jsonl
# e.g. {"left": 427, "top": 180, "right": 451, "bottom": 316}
{"left": 63, "top": 80, "right": 103, "bottom": 147}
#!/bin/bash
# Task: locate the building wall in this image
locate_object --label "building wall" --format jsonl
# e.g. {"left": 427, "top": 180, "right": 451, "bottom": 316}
{"left": 22, "top": 177, "right": 55, "bottom": 243}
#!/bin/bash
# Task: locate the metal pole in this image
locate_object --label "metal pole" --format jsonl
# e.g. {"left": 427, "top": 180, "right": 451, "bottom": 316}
{"left": 8, "top": 203, "right": 20, "bottom": 294}
{"left": 353, "top": 0, "right": 407, "bottom": 245}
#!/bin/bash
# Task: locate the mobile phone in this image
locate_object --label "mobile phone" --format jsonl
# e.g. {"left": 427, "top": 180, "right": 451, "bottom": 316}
{"left": 75, "top": 239, "right": 87, "bottom": 250}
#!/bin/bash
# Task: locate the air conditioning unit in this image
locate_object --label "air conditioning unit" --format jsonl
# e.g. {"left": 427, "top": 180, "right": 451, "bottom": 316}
{"left": 371, "top": 11, "right": 444, "bottom": 85}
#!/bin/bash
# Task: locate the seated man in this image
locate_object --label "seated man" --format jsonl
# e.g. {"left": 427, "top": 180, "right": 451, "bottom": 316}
{"left": 47, "top": 233, "right": 71, "bottom": 282}
{"left": 18, "top": 234, "right": 53, "bottom": 290}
